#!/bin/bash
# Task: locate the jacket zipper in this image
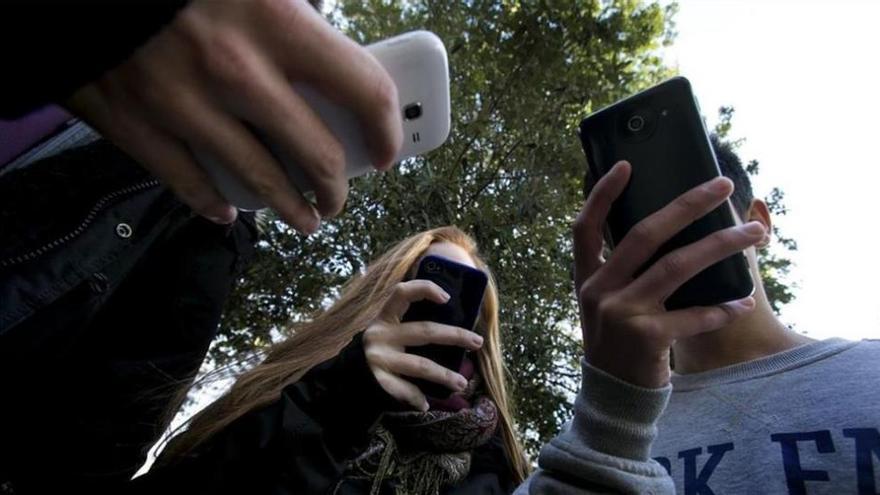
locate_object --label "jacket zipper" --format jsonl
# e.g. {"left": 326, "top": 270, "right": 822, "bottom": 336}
{"left": 0, "top": 179, "right": 161, "bottom": 269}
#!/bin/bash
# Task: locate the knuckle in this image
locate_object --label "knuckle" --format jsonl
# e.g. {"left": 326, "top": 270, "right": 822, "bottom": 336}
{"left": 443, "top": 368, "right": 457, "bottom": 383}
{"left": 316, "top": 140, "right": 346, "bottom": 178}
{"left": 578, "top": 280, "right": 602, "bottom": 311}
{"left": 627, "top": 221, "right": 657, "bottom": 247}
{"left": 674, "top": 188, "right": 704, "bottom": 214}
{"left": 254, "top": 0, "right": 287, "bottom": 15}
{"left": 416, "top": 357, "right": 432, "bottom": 375}
{"left": 711, "top": 229, "right": 736, "bottom": 251}
{"left": 364, "top": 347, "right": 381, "bottom": 364}
{"left": 369, "top": 70, "right": 399, "bottom": 114}
{"left": 661, "top": 251, "right": 688, "bottom": 278}
{"left": 308, "top": 141, "right": 347, "bottom": 212}
{"left": 704, "top": 229, "right": 741, "bottom": 258}
{"left": 573, "top": 208, "right": 591, "bottom": 236}
{"left": 425, "top": 280, "right": 443, "bottom": 292}
{"left": 202, "top": 34, "right": 255, "bottom": 87}
{"left": 590, "top": 186, "right": 615, "bottom": 211}
{"left": 715, "top": 304, "right": 736, "bottom": 322}
{"left": 325, "top": 182, "right": 349, "bottom": 217}
{"left": 633, "top": 317, "right": 661, "bottom": 336}
{"left": 363, "top": 325, "right": 382, "bottom": 344}
{"left": 246, "top": 170, "right": 286, "bottom": 201}
{"left": 170, "top": 6, "right": 201, "bottom": 37}
{"left": 126, "top": 67, "right": 173, "bottom": 108}
{"left": 255, "top": 0, "right": 305, "bottom": 27}
{"left": 420, "top": 322, "right": 437, "bottom": 340}
{"left": 386, "top": 282, "right": 407, "bottom": 307}
{"left": 390, "top": 283, "right": 407, "bottom": 301}
{"left": 724, "top": 225, "right": 751, "bottom": 246}
{"left": 595, "top": 295, "right": 620, "bottom": 320}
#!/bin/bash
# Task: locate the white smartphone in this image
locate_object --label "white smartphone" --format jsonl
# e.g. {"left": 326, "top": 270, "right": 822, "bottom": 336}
{"left": 196, "top": 30, "right": 451, "bottom": 211}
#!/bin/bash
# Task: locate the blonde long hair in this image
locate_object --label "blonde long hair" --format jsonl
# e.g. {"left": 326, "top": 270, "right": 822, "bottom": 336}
{"left": 162, "top": 226, "right": 529, "bottom": 483}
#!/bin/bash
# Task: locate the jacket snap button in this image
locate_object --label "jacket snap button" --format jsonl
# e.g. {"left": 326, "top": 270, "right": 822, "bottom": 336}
{"left": 115, "top": 223, "right": 133, "bottom": 239}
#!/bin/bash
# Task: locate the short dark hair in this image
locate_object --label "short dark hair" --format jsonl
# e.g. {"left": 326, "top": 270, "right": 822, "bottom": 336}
{"left": 581, "top": 135, "right": 755, "bottom": 219}
{"left": 710, "top": 134, "right": 754, "bottom": 219}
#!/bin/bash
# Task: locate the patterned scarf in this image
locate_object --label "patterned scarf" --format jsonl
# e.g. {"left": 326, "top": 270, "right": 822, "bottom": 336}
{"left": 340, "top": 370, "right": 499, "bottom": 495}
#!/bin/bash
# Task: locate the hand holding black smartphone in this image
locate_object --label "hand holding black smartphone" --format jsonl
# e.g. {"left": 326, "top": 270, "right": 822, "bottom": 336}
{"left": 402, "top": 255, "right": 488, "bottom": 399}
{"left": 578, "top": 77, "right": 754, "bottom": 309}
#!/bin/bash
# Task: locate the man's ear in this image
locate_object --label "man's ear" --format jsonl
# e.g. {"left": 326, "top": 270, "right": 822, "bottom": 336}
{"left": 746, "top": 198, "right": 772, "bottom": 248}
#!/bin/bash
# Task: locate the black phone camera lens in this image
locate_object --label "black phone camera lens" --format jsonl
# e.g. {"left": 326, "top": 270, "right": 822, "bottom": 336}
{"left": 404, "top": 102, "right": 423, "bottom": 120}
{"left": 425, "top": 261, "right": 439, "bottom": 272}
{"left": 627, "top": 115, "right": 645, "bottom": 133}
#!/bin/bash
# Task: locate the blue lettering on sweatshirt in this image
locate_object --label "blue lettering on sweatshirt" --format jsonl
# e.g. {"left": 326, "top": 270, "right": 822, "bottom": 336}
{"left": 654, "top": 428, "right": 880, "bottom": 494}
{"left": 843, "top": 428, "right": 880, "bottom": 495}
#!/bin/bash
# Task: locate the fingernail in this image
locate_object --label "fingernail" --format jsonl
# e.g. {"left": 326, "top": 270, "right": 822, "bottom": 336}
{"left": 206, "top": 206, "right": 237, "bottom": 225}
{"left": 732, "top": 297, "right": 756, "bottom": 310}
{"left": 421, "top": 401, "right": 430, "bottom": 412}
{"left": 299, "top": 211, "right": 321, "bottom": 235}
{"left": 472, "top": 334, "right": 484, "bottom": 347}
{"left": 741, "top": 222, "right": 764, "bottom": 235}
{"left": 456, "top": 377, "right": 468, "bottom": 391}
{"left": 441, "top": 291, "right": 451, "bottom": 302}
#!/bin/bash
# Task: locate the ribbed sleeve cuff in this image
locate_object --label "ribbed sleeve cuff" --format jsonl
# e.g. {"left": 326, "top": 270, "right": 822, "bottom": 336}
{"left": 569, "top": 359, "right": 671, "bottom": 461}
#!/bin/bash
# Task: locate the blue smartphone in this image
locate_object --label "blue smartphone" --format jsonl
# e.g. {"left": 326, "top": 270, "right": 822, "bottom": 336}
{"left": 402, "top": 255, "right": 488, "bottom": 399}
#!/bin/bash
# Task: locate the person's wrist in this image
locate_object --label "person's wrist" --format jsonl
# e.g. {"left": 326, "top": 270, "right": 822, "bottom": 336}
{"left": 587, "top": 348, "right": 670, "bottom": 389}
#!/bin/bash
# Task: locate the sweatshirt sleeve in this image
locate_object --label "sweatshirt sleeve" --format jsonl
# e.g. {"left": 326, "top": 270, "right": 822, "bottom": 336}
{"left": 515, "top": 359, "right": 675, "bottom": 495}
{"left": 0, "top": 0, "right": 188, "bottom": 118}
{"left": 135, "top": 331, "right": 399, "bottom": 495}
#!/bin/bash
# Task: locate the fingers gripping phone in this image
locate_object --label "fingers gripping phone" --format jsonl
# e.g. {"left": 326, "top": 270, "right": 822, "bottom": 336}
{"left": 578, "top": 77, "right": 754, "bottom": 310}
{"left": 402, "top": 255, "right": 488, "bottom": 399}
{"left": 196, "top": 30, "right": 452, "bottom": 210}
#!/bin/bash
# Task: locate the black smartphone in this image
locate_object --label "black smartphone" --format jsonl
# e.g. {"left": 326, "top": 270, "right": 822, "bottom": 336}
{"left": 402, "top": 255, "right": 488, "bottom": 399}
{"left": 578, "top": 76, "right": 754, "bottom": 309}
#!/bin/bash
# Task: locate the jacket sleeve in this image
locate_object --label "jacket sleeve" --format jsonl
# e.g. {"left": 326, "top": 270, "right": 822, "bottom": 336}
{"left": 134, "top": 331, "right": 399, "bottom": 495}
{"left": 0, "top": 0, "right": 188, "bottom": 118}
{"left": 514, "top": 359, "right": 675, "bottom": 495}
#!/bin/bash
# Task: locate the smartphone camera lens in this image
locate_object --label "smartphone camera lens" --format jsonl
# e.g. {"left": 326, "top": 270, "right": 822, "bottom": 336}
{"left": 619, "top": 108, "right": 657, "bottom": 143}
{"left": 425, "top": 260, "right": 440, "bottom": 273}
{"left": 404, "top": 102, "right": 423, "bottom": 120}
{"left": 627, "top": 115, "right": 645, "bottom": 133}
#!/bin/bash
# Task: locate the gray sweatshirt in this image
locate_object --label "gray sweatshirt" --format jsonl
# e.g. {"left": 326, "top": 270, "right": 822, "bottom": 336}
{"left": 516, "top": 338, "right": 880, "bottom": 494}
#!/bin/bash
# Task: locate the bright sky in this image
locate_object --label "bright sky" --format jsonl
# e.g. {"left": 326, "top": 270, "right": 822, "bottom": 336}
{"left": 663, "top": 0, "right": 880, "bottom": 340}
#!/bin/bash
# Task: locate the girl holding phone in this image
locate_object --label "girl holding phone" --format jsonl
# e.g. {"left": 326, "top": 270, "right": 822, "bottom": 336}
{"left": 136, "top": 226, "right": 528, "bottom": 494}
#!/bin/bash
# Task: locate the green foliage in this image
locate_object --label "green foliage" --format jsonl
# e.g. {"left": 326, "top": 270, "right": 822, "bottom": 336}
{"left": 713, "top": 107, "right": 797, "bottom": 314}
{"left": 218, "top": 1, "right": 677, "bottom": 457}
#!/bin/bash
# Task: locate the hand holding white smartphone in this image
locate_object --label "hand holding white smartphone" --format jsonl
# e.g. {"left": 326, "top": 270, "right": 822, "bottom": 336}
{"left": 195, "top": 30, "right": 451, "bottom": 211}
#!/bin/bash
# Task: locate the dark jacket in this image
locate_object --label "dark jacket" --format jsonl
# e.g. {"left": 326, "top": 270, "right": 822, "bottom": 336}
{"left": 0, "top": 139, "right": 514, "bottom": 494}
{"left": 0, "top": 138, "right": 257, "bottom": 494}
{"left": 0, "top": 0, "right": 188, "bottom": 119}
{"left": 136, "top": 332, "right": 517, "bottom": 495}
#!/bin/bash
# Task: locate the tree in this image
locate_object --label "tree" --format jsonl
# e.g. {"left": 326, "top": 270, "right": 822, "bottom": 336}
{"left": 713, "top": 106, "right": 798, "bottom": 313}
{"left": 213, "top": 0, "right": 677, "bottom": 457}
